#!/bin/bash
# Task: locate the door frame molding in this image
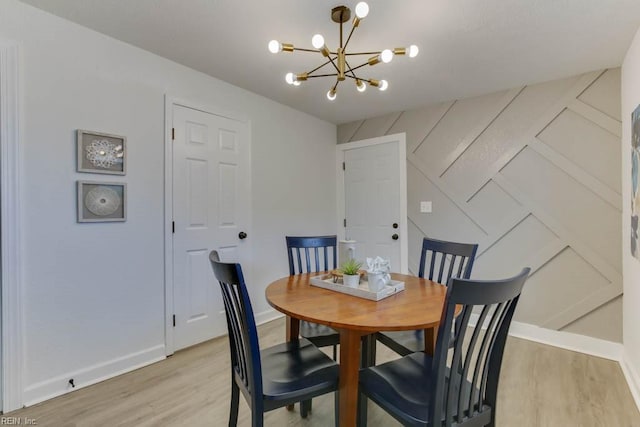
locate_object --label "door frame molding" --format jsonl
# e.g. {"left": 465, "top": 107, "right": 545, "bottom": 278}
{"left": 1, "top": 42, "right": 24, "bottom": 412}
{"left": 163, "top": 96, "right": 250, "bottom": 355}
{"left": 336, "top": 133, "right": 408, "bottom": 274}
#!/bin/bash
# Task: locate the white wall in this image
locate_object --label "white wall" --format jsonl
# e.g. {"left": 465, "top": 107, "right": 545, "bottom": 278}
{"left": 622, "top": 25, "right": 640, "bottom": 407}
{"left": 0, "top": 0, "right": 336, "bottom": 407}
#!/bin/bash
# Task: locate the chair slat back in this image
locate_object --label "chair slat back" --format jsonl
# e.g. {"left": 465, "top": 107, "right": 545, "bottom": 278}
{"left": 209, "top": 253, "right": 263, "bottom": 401}
{"left": 429, "top": 268, "right": 530, "bottom": 425}
{"left": 418, "top": 237, "right": 478, "bottom": 283}
{"left": 285, "top": 235, "right": 337, "bottom": 275}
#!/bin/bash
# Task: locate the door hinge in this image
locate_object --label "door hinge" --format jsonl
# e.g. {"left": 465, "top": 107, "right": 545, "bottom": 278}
{"left": 343, "top": 218, "right": 347, "bottom": 227}
{"left": 172, "top": 221, "right": 175, "bottom": 233}
{"left": 172, "top": 127, "right": 175, "bottom": 140}
{"left": 342, "top": 161, "right": 345, "bottom": 171}
{"left": 173, "top": 315, "right": 176, "bottom": 327}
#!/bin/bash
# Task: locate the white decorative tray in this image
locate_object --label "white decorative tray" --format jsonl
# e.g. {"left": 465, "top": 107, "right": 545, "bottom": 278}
{"left": 309, "top": 274, "right": 405, "bottom": 301}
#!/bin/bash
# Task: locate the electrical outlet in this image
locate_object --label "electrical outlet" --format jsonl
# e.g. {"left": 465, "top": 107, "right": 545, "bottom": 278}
{"left": 420, "top": 201, "right": 432, "bottom": 213}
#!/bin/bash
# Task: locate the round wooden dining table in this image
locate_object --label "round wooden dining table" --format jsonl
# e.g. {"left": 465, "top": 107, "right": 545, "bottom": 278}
{"left": 265, "top": 272, "right": 449, "bottom": 427}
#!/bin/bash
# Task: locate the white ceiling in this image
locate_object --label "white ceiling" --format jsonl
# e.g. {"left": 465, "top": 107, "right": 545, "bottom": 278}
{"left": 18, "top": 0, "right": 640, "bottom": 124}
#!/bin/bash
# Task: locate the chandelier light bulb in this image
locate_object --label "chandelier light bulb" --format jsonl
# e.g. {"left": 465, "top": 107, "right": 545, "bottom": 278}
{"left": 312, "top": 34, "right": 325, "bottom": 49}
{"left": 285, "top": 72, "right": 295, "bottom": 85}
{"left": 378, "top": 80, "right": 389, "bottom": 91}
{"left": 356, "top": 80, "right": 367, "bottom": 92}
{"left": 293, "top": 80, "right": 301, "bottom": 86}
{"left": 355, "top": 2, "right": 369, "bottom": 19}
{"left": 327, "top": 89, "right": 337, "bottom": 100}
{"left": 381, "top": 49, "right": 393, "bottom": 63}
{"left": 268, "top": 40, "right": 281, "bottom": 54}
{"left": 408, "top": 44, "right": 419, "bottom": 58}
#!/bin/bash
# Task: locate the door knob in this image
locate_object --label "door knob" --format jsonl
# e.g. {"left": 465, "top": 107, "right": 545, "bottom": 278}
{"left": 392, "top": 223, "right": 398, "bottom": 229}
{"left": 238, "top": 231, "right": 247, "bottom": 240}
{"left": 392, "top": 234, "right": 399, "bottom": 240}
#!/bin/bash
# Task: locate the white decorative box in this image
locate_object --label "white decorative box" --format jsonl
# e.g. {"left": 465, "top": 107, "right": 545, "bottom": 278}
{"left": 309, "top": 274, "right": 405, "bottom": 301}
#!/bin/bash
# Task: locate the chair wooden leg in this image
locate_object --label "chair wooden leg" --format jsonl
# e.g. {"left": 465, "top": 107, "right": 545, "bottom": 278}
{"left": 301, "top": 399, "right": 312, "bottom": 417}
{"left": 357, "top": 392, "right": 367, "bottom": 427}
{"left": 251, "top": 413, "right": 263, "bottom": 427}
{"left": 229, "top": 381, "right": 239, "bottom": 427}
{"left": 334, "top": 391, "right": 339, "bottom": 427}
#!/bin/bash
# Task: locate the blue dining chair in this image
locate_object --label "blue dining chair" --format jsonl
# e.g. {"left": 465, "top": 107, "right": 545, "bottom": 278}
{"left": 209, "top": 251, "right": 339, "bottom": 426}
{"left": 285, "top": 236, "right": 340, "bottom": 358}
{"left": 285, "top": 235, "right": 340, "bottom": 417}
{"left": 359, "top": 268, "right": 530, "bottom": 427}
{"left": 375, "top": 237, "right": 479, "bottom": 357}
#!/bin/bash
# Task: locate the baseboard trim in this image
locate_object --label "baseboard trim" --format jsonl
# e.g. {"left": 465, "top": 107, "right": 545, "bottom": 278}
{"left": 22, "top": 345, "right": 166, "bottom": 407}
{"left": 620, "top": 351, "right": 640, "bottom": 413}
{"left": 507, "top": 320, "right": 623, "bottom": 361}
{"left": 255, "top": 308, "right": 284, "bottom": 326}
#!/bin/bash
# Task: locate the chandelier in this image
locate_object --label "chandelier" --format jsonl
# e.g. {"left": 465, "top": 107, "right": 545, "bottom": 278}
{"left": 268, "top": 2, "right": 418, "bottom": 101}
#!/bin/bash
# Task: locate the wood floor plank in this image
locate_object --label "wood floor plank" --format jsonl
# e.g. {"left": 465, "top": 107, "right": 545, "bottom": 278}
{"left": 7, "top": 318, "right": 639, "bottom": 426}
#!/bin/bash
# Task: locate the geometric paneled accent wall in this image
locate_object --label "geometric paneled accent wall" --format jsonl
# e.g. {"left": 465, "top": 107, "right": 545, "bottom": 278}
{"left": 338, "top": 69, "right": 622, "bottom": 342}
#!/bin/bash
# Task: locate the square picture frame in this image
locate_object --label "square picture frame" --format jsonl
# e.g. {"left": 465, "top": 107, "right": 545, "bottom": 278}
{"left": 77, "top": 180, "right": 127, "bottom": 223}
{"left": 77, "top": 129, "right": 126, "bottom": 175}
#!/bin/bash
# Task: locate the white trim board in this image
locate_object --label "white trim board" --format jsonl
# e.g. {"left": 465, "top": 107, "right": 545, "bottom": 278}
{"left": 475, "top": 315, "right": 638, "bottom": 411}
{"left": 0, "top": 41, "right": 23, "bottom": 413}
{"left": 255, "top": 309, "right": 284, "bottom": 327}
{"left": 620, "top": 351, "right": 640, "bottom": 413}
{"left": 507, "top": 320, "right": 623, "bottom": 361}
{"left": 22, "top": 345, "right": 165, "bottom": 407}
{"left": 336, "top": 133, "right": 409, "bottom": 274}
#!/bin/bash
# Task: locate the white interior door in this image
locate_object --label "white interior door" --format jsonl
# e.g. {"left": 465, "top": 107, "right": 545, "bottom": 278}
{"left": 171, "top": 104, "right": 251, "bottom": 351}
{"left": 340, "top": 134, "right": 407, "bottom": 273}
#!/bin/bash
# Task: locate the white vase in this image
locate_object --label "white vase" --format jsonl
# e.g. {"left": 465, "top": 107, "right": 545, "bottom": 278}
{"left": 343, "top": 274, "right": 360, "bottom": 288}
{"left": 367, "top": 272, "right": 389, "bottom": 292}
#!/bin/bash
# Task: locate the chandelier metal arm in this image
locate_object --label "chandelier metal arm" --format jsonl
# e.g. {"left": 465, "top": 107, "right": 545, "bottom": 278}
{"left": 305, "top": 59, "right": 335, "bottom": 75}
{"left": 344, "top": 59, "right": 360, "bottom": 81}
{"left": 343, "top": 24, "right": 357, "bottom": 51}
{"left": 293, "top": 47, "right": 320, "bottom": 53}
{"left": 344, "top": 61, "right": 370, "bottom": 74}
{"left": 306, "top": 73, "right": 339, "bottom": 78}
{"left": 344, "top": 51, "right": 382, "bottom": 56}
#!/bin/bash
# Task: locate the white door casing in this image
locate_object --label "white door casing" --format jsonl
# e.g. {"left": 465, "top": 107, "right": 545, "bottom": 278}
{"left": 1, "top": 41, "right": 23, "bottom": 412}
{"left": 165, "top": 98, "right": 251, "bottom": 353}
{"left": 337, "top": 134, "right": 408, "bottom": 273}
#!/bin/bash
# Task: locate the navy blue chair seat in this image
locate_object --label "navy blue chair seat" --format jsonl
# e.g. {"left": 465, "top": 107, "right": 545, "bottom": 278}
{"left": 260, "top": 338, "right": 338, "bottom": 408}
{"left": 376, "top": 237, "right": 479, "bottom": 357}
{"left": 359, "top": 352, "right": 488, "bottom": 426}
{"left": 209, "top": 251, "right": 339, "bottom": 426}
{"left": 359, "top": 268, "right": 530, "bottom": 427}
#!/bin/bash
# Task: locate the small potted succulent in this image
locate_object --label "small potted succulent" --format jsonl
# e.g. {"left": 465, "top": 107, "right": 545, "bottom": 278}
{"left": 340, "top": 258, "right": 363, "bottom": 288}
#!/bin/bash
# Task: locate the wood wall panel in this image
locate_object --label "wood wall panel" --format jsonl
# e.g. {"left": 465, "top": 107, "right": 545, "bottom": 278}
{"left": 518, "top": 247, "right": 612, "bottom": 325}
{"left": 338, "top": 69, "right": 623, "bottom": 342}
{"left": 388, "top": 101, "right": 453, "bottom": 153}
{"left": 441, "top": 76, "right": 583, "bottom": 198}
{"left": 578, "top": 68, "right": 622, "bottom": 121}
{"left": 472, "top": 214, "right": 560, "bottom": 279}
{"left": 413, "top": 91, "right": 510, "bottom": 175}
{"left": 466, "top": 180, "right": 524, "bottom": 235}
{"left": 562, "top": 296, "right": 623, "bottom": 342}
{"left": 502, "top": 147, "right": 621, "bottom": 269}
{"left": 538, "top": 109, "right": 621, "bottom": 192}
{"left": 349, "top": 112, "right": 401, "bottom": 141}
{"left": 407, "top": 162, "right": 486, "bottom": 244}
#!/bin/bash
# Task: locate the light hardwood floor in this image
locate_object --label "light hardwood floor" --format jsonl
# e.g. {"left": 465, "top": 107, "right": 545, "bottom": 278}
{"left": 7, "top": 318, "right": 640, "bottom": 426}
